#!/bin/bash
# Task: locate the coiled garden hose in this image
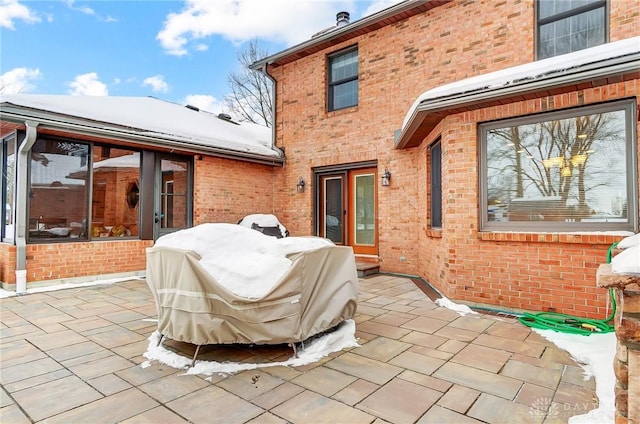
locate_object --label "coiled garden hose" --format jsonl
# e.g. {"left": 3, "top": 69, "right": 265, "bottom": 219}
{"left": 517, "top": 242, "right": 618, "bottom": 335}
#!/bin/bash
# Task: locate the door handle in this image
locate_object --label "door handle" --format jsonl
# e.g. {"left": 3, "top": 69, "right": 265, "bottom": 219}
{"left": 154, "top": 212, "right": 164, "bottom": 223}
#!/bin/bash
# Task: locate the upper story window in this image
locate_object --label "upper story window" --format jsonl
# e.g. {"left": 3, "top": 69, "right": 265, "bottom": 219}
{"left": 537, "top": 0, "right": 607, "bottom": 59}
{"left": 480, "top": 100, "right": 637, "bottom": 233}
{"left": 328, "top": 47, "right": 358, "bottom": 111}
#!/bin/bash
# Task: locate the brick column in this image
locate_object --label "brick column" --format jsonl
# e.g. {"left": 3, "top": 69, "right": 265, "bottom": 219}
{"left": 597, "top": 263, "right": 640, "bottom": 424}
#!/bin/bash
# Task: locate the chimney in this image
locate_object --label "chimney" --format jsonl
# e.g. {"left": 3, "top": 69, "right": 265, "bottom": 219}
{"left": 336, "top": 11, "right": 350, "bottom": 27}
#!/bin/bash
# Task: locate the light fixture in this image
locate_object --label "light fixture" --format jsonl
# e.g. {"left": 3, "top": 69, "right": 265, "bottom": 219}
{"left": 381, "top": 168, "right": 391, "bottom": 186}
{"left": 296, "top": 176, "right": 305, "bottom": 193}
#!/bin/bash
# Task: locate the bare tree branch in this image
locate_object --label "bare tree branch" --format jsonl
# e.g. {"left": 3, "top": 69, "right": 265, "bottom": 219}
{"left": 224, "top": 40, "right": 273, "bottom": 127}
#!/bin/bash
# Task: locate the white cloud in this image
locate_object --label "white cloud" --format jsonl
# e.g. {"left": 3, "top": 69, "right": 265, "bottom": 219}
{"left": 156, "top": 0, "right": 357, "bottom": 56}
{"left": 194, "top": 43, "right": 208, "bottom": 52}
{"left": 64, "top": 0, "right": 95, "bottom": 16}
{"left": 143, "top": 75, "right": 169, "bottom": 93}
{"left": 68, "top": 72, "right": 108, "bottom": 96}
{"left": 0, "top": 67, "right": 41, "bottom": 94}
{"left": 181, "top": 94, "right": 225, "bottom": 114}
{"left": 362, "top": 0, "right": 402, "bottom": 17}
{"left": 0, "top": 0, "right": 41, "bottom": 29}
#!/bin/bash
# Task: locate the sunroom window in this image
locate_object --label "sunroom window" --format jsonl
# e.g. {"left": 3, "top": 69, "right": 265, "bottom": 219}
{"left": 88, "top": 146, "right": 140, "bottom": 238}
{"left": 28, "top": 138, "right": 90, "bottom": 241}
{"left": 27, "top": 139, "right": 141, "bottom": 242}
{"left": 480, "top": 100, "right": 637, "bottom": 232}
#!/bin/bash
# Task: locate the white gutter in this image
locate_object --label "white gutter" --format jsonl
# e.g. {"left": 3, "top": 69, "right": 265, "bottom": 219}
{"left": 14, "top": 121, "right": 38, "bottom": 293}
{"left": 250, "top": 0, "right": 443, "bottom": 70}
{"left": 395, "top": 54, "right": 640, "bottom": 149}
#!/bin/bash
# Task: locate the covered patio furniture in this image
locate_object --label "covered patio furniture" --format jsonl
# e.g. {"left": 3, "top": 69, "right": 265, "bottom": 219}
{"left": 145, "top": 243, "right": 359, "bottom": 360}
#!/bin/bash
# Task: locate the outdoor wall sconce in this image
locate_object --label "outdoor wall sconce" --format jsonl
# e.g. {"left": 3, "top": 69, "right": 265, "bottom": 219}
{"left": 296, "top": 176, "right": 305, "bottom": 193}
{"left": 381, "top": 168, "right": 391, "bottom": 186}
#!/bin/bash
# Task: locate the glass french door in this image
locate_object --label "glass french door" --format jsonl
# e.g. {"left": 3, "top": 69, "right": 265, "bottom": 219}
{"left": 318, "top": 167, "right": 377, "bottom": 255}
{"left": 155, "top": 155, "right": 192, "bottom": 240}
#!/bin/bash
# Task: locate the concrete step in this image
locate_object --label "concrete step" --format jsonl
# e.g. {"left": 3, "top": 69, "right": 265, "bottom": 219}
{"left": 356, "top": 262, "right": 379, "bottom": 278}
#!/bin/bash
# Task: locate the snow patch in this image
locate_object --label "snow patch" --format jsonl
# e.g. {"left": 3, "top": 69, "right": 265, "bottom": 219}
{"left": 534, "top": 330, "right": 616, "bottom": 424}
{"left": 143, "top": 320, "right": 359, "bottom": 376}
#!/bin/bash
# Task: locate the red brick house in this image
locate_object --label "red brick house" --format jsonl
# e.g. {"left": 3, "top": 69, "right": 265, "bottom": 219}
{"left": 250, "top": 0, "right": 640, "bottom": 317}
{"left": 0, "top": 95, "right": 283, "bottom": 290}
{"left": 1, "top": 0, "right": 639, "bottom": 319}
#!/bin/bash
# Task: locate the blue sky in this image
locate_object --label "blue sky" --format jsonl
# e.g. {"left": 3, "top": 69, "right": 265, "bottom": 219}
{"left": 0, "top": 0, "right": 396, "bottom": 114}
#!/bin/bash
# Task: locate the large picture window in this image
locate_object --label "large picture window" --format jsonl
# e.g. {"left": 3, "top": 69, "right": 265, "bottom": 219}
{"left": 537, "top": 0, "right": 606, "bottom": 59}
{"left": 328, "top": 47, "right": 358, "bottom": 111}
{"left": 480, "top": 100, "right": 637, "bottom": 232}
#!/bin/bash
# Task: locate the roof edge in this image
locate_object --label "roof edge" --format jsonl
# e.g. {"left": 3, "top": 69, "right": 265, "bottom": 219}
{"left": 0, "top": 108, "right": 285, "bottom": 166}
{"left": 250, "top": 0, "right": 448, "bottom": 70}
{"left": 395, "top": 53, "right": 640, "bottom": 149}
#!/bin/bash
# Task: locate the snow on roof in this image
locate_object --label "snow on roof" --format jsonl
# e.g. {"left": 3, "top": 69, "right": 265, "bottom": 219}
{"left": 0, "top": 95, "right": 279, "bottom": 159}
{"left": 402, "top": 36, "right": 640, "bottom": 128}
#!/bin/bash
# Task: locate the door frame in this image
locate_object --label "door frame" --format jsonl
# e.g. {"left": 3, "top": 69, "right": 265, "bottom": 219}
{"left": 153, "top": 153, "right": 193, "bottom": 240}
{"left": 314, "top": 160, "right": 378, "bottom": 255}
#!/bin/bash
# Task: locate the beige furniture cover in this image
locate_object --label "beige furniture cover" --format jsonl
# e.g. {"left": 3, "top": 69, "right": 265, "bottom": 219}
{"left": 145, "top": 245, "right": 359, "bottom": 346}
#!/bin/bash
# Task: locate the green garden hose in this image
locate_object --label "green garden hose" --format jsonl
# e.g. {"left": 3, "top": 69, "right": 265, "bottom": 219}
{"left": 517, "top": 242, "right": 618, "bottom": 335}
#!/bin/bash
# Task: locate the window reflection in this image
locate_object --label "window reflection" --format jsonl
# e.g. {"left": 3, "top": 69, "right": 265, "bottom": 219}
{"left": 160, "top": 159, "right": 187, "bottom": 229}
{"left": 88, "top": 147, "right": 140, "bottom": 238}
{"left": 29, "top": 139, "right": 89, "bottom": 240}
{"left": 483, "top": 103, "right": 632, "bottom": 230}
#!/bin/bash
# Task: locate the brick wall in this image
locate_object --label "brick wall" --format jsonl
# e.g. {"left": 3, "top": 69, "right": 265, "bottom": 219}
{"left": 417, "top": 82, "right": 640, "bottom": 318}
{"left": 0, "top": 243, "right": 16, "bottom": 284}
{"left": 194, "top": 156, "right": 276, "bottom": 225}
{"left": 15, "top": 240, "right": 152, "bottom": 284}
{"left": 269, "top": 0, "right": 640, "bottom": 317}
{"left": 0, "top": 154, "right": 275, "bottom": 287}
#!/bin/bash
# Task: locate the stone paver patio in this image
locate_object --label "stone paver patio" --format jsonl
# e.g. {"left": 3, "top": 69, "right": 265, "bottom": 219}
{"left": 1, "top": 274, "right": 598, "bottom": 423}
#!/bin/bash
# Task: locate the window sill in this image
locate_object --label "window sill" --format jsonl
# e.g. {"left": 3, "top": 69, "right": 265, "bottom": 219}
{"left": 478, "top": 231, "right": 629, "bottom": 245}
{"left": 426, "top": 228, "right": 442, "bottom": 238}
{"left": 327, "top": 105, "right": 358, "bottom": 117}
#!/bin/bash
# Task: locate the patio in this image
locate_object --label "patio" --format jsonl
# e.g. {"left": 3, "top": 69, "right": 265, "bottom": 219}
{"left": 1, "top": 274, "right": 598, "bottom": 423}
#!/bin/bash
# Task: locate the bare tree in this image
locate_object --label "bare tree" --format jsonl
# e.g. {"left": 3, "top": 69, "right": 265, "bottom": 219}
{"left": 224, "top": 40, "right": 273, "bottom": 127}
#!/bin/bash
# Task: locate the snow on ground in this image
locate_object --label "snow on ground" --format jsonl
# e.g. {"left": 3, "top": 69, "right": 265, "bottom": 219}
{"left": 437, "top": 296, "right": 616, "bottom": 424}
{"left": 535, "top": 330, "right": 616, "bottom": 424}
{"left": 0, "top": 276, "right": 143, "bottom": 299}
{"left": 142, "top": 319, "right": 359, "bottom": 377}
{"left": 435, "top": 296, "right": 478, "bottom": 316}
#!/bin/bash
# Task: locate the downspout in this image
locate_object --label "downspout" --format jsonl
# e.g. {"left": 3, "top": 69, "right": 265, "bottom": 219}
{"left": 260, "top": 63, "right": 282, "bottom": 156}
{"left": 260, "top": 63, "right": 285, "bottom": 219}
{"left": 14, "top": 121, "right": 38, "bottom": 293}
